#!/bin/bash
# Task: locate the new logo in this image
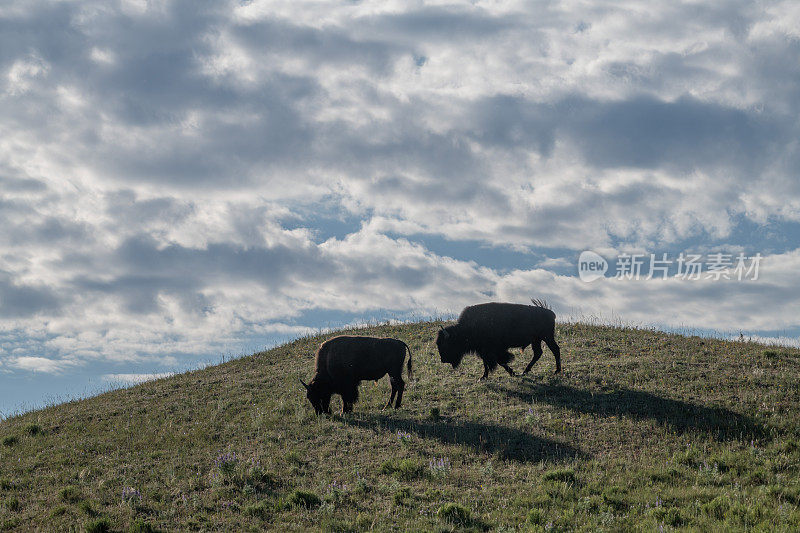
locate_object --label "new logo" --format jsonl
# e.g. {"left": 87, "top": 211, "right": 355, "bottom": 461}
{"left": 578, "top": 251, "right": 608, "bottom": 282}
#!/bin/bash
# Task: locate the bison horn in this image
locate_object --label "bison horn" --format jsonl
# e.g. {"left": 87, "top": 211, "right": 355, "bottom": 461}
{"left": 299, "top": 379, "right": 309, "bottom": 390}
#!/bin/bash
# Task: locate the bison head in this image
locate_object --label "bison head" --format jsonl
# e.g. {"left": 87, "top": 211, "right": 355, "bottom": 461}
{"left": 301, "top": 377, "right": 332, "bottom": 415}
{"left": 436, "top": 325, "right": 467, "bottom": 368}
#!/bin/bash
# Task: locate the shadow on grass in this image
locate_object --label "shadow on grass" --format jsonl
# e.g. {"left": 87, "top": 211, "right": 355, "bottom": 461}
{"left": 491, "top": 380, "right": 765, "bottom": 441}
{"left": 340, "top": 413, "right": 584, "bottom": 463}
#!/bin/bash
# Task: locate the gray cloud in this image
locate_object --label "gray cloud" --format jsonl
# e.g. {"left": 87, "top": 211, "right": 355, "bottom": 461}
{"left": 560, "top": 96, "right": 784, "bottom": 172}
{"left": 462, "top": 93, "right": 785, "bottom": 173}
{"left": 0, "top": 171, "right": 46, "bottom": 193}
{"left": 356, "top": 6, "right": 522, "bottom": 42}
{"left": 231, "top": 18, "right": 405, "bottom": 75}
{"left": 0, "top": 273, "right": 61, "bottom": 318}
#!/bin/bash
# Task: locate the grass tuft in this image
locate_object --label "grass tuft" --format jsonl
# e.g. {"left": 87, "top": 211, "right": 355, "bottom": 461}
{"left": 129, "top": 518, "right": 159, "bottom": 533}
{"left": 59, "top": 486, "right": 82, "bottom": 503}
{"left": 49, "top": 506, "right": 67, "bottom": 518}
{"left": 702, "top": 495, "right": 731, "bottom": 520}
{"left": 283, "top": 490, "right": 321, "bottom": 509}
{"left": 85, "top": 517, "right": 112, "bottom": 533}
{"left": 651, "top": 506, "right": 688, "bottom": 527}
{"left": 393, "top": 487, "right": 412, "bottom": 506}
{"left": 381, "top": 458, "right": 425, "bottom": 480}
{"left": 4, "top": 496, "right": 20, "bottom": 512}
{"left": 527, "top": 508, "right": 544, "bottom": 525}
{"left": 79, "top": 500, "right": 97, "bottom": 516}
{"left": 543, "top": 468, "right": 576, "bottom": 483}
{"left": 437, "top": 502, "right": 473, "bottom": 526}
{"left": 242, "top": 499, "right": 273, "bottom": 519}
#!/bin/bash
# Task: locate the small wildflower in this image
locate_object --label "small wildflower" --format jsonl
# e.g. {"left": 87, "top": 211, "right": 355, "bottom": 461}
{"left": 429, "top": 457, "right": 451, "bottom": 476}
{"left": 328, "top": 480, "right": 348, "bottom": 492}
{"left": 396, "top": 430, "right": 412, "bottom": 444}
{"left": 214, "top": 452, "right": 239, "bottom": 476}
{"left": 222, "top": 500, "right": 236, "bottom": 511}
{"left": 121, "top": 487, "right": 142, "bottom": 503}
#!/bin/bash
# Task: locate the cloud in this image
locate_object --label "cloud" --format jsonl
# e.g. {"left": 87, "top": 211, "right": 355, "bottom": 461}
{"left": 8, "top": 356, "right": 75, "bottom": 374}
{"left": 0, "top": 273, "right": 62, "bottom": 318}
{"left": 102, "top": 372, "right": 173, "bottom": 385}
{"left": 0, "top": 0, "right": 799, "bottom": 401}
{"left": 496, "top": 249, "right": 800, "bottom": 333}
{"left": 558, "top": 95, "right": 782, "bottom": 173}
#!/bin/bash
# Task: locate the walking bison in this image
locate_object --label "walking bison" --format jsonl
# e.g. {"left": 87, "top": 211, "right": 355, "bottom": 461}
{"left": 436, "top": 300, "right": 561, "bottom": 380}
{"left": 301, "top": 335, "right": 413, "bottom": 415}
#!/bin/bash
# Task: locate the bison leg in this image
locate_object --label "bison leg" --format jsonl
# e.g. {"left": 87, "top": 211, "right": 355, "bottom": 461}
{"left": 479, "top": 361, "right": 490, "bottom": 381}
{"left": 386, "top": 382, "right": 397, "bottom": 409}
{"left": 321, "top": 394, "right": 333, "bottom": 415}
{"left": 499, "top": 362, "right": 515, "bottom": 376}
{"left": 544, "top": 335, "right": 561, "bottom": 373}
{"left": 341, "top": 385, "right": 358, "bottom": 414}
{"left": 523, "top": 339, "right": 543, "bottom": 374}
{"left": 498, "top": 352, "right": 516, "bottom": 376}
{"left": 391, "top": 376, "right": 405, "bottom": 408}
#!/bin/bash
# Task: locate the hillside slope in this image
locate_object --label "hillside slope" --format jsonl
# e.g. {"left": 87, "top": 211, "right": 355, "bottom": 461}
{"left": 1, "top": 321, "right": 800, "bottom": 532}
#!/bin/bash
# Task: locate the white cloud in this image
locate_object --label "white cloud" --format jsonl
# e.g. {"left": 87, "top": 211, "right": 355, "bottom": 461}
{"left": 9, "top": 356, "right": 76, "bottom": 374}
{"left": 102, "top": 372, "right": 173, "bottom": 385}
{"left": 89, "top": 48, "right": 115, "bottom": 65}
{"left": 5, "top": 55, "right": 49, "bottom": 95}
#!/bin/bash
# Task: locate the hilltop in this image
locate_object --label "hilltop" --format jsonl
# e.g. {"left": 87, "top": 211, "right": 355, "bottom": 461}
{"left": 1, "top": 320, "right": 800, "bottom": 531}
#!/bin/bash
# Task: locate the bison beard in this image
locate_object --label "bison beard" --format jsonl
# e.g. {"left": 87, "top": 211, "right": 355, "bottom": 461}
{"left": 436, "top": 300, "right": 561, "bottom": 380}
{"left": 301, "top": 335, "right": 412, "bottom": 415}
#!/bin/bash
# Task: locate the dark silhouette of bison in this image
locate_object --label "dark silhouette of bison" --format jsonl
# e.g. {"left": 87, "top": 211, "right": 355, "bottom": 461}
{"left": 436, "top": 299, "right": 561, "bottom": 380}
{"left": 301, "top": 335, "right": 412, "bottom": 415}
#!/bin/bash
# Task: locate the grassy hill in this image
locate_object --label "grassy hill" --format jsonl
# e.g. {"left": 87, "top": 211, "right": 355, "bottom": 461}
{"left": 2, "top": 320, "right": 800, "bottom": 532}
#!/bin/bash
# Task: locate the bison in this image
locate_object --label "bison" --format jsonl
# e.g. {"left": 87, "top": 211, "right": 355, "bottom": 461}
{"left": 300, "top": 335, "right": 412, "bottom": 415}
{"left": 436, "top": 299, "right": 561, "bottom": 380}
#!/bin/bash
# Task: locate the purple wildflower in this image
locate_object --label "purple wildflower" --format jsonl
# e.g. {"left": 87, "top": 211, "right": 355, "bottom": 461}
{"left": 122, "top": 487, "right": 141, "bottom": 503}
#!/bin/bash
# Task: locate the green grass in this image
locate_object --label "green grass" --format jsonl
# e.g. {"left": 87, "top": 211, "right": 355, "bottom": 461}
{"left": 1, "top": 320, "right": 800, "bottom": 531}
{"left": 84, "top": 517, "right": 111, "bottom": 533}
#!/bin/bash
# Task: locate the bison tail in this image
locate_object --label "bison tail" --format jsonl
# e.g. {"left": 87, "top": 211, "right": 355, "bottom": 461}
{"left": 405, "top": 343, "right": 413, "bottom": 380}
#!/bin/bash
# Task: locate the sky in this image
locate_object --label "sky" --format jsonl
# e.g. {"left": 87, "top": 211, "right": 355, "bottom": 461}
{"left": 1, "top": 0, "right": 799, "bottom": 416}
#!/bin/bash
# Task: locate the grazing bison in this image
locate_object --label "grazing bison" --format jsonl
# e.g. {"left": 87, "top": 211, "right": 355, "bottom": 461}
{"left": 436, "top": 299, "right": 561, "bottom": 380}
{"left": 300, "top": 335, "right": 412, "bottom": 415}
